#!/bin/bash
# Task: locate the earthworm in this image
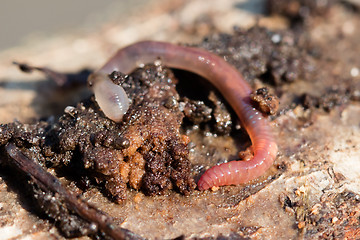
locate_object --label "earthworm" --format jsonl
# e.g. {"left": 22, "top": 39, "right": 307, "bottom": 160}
{"left": 89, "top": 41, "right": 278, "bottom": 190}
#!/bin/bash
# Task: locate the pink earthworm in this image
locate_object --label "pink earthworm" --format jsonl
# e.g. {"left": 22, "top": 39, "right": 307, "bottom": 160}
{"left": 89, "top": 41, "right": 278, "bottom": 190}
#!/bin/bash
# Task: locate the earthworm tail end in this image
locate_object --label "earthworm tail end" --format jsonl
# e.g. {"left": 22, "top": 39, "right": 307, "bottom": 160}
{"left": 197, "top": 104, "right": 278, "bottom": 190}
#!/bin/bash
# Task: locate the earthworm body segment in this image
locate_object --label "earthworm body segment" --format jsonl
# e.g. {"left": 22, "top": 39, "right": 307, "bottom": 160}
{"left": 89, "top": 41, "right": 278, "bottom": 190}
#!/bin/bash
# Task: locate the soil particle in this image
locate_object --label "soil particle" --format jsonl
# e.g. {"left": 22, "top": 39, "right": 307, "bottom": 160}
{"left": 301, "top": 88, "right": 351, "bottom": 112}
{"left": 208, "top": 91, "right": 233, "bottom": 134}
{"left": 182, "top": 97, "right": 213, "bottom": 125}
{"left": 250, "top": 87, "right": 279, "bottom": 115}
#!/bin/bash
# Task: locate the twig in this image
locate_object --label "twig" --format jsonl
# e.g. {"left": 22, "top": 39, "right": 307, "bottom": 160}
{"left": 5, "top": 143, "right": 144, "bottom": 240}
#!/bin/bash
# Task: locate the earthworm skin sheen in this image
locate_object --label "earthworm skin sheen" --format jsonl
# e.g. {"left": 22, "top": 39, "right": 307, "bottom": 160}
{"left": 91, "top": 41, "right": 278, "bottom": 190}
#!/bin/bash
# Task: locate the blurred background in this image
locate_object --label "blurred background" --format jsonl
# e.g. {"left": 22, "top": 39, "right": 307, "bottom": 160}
{"left": 0, "top": 0, "right": 149, "bottom": 51}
